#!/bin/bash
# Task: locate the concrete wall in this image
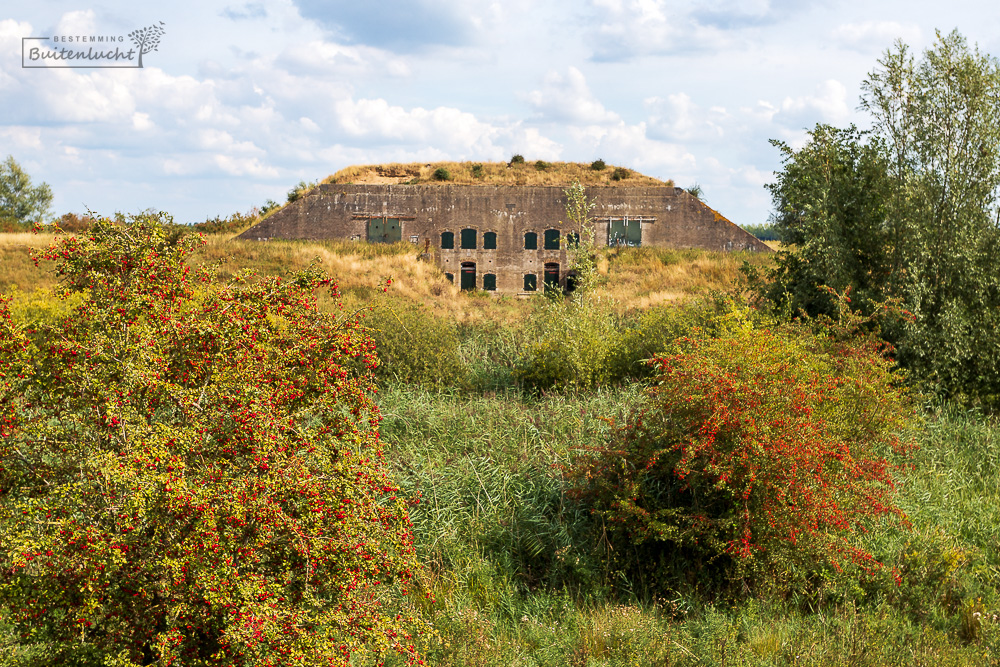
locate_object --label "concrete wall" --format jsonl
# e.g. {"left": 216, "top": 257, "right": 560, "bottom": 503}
{"left": 238, "top": 184, "right": 770, "bottom": 293}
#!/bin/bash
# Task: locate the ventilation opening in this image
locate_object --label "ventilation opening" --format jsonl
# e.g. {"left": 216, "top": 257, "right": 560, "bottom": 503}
{"left": 441, "top": 231, "right": 454, "bottom": 249}
{"left": 461, "top": 228, "right": 477, "bottom": 250}
{"left": 523, "top": 273, "right": 537, "bottom": 291}
{"left": 461, "top": 262, "right": 477, "bottom": 291}
{"left": 544, "top": 263, "right": 560, "bottom": 291}
{"left": 483, "top": 273, "right": 497, "bottom": 291}
{"left": 524, "top": 232, "right": 537, "bottom": 250}
{"left": 543, "top": 229, "right": 560, "bottom": 250}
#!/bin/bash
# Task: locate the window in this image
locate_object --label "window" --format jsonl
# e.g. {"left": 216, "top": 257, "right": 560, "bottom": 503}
{"left": 524, "top": 232, "right": 537, "bottom": 250}
{"left": 566, "top": 232, "right": 580, "bottom": 248}
{"left": 543, "top": 229, "right": 560, "bottom": 250}
{"left": 607, "top": 218, "right": 642, "bottom": 247}
{"left": 445, "top": 273, "right": 454, "bottom": 283}
{"left": 483, "top": 231, "right": 497, "bottom": 250}
{"left": 544, "top": 263, "right": 560, "bottom": 291}
{"left": 523, "top": 273, "right": 537, "bottom": 291}
{"left": 367, "top": 217, "right": 401, "bottom": 244}
{"left": 441, "top": 231, "right": 454, "bottom": 249}
{"left": 483, "top": 273, "right": 497, "bottom": 291}
{"left": 461, "top": 228, "right": 477, "bottom": 250}
{"left": 460, "top": 262, "right": 476, "bottom": 291}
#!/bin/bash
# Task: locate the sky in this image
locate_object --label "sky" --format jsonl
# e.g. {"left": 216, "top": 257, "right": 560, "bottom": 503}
{"left": 1, "top": 1, "right": 998, "bottom": 227}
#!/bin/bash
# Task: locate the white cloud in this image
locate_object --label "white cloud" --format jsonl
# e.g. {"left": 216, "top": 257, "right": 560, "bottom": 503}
{"left": 587, "top": 0, "right": 743, "bottom": 60}
{"left": 526, "top": 67, "right": 620, "bottom": 125}
{"left": 214, "top": 154, "right": 279, "bottom": 178}
{"left": 132, "top": 112, "right": 153, "bottom": 131}
{"left": 646, "top": 93, "right": 728, "bottom": 142}
{"left": 54, "top": 10, "right": 97, "bottom": 37}
{"left": 778, "top": 79, "right": 850, "bottom": 126}
{"left": 833, "top": 21, "right": 921, "bottom": 52}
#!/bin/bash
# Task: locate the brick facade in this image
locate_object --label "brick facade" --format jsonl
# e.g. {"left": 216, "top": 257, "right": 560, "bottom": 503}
{"left": 238, "top": 183, "right": 770, "bottom": 294}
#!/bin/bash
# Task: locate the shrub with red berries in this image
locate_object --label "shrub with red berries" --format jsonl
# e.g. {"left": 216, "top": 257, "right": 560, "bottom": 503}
{"left": 568, "top": 300, "right": 917, "bottom": 593}
{"left": 0, "top": 214, "right": 425, "bottom": 666}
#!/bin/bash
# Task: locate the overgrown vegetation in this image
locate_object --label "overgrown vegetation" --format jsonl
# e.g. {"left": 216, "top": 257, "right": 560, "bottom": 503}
{"left": 5, "top": 31, "right": 1000, "bottom": 663}
{"left": 325, "top": 161, "right": 672, "bottom": 188}
{"left": 756, "top": 30, "right": 1000, "bottom": 406}
{"left": 0, "top": 216, "right": 424, "bottom": 666}
{"left": 2, "top": 218, "right": 999, "bottom": 664}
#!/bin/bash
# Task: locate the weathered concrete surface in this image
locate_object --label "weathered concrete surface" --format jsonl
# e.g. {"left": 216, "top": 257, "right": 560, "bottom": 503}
{"left": 238, "top": 184, "right": 770, "bottom": 293}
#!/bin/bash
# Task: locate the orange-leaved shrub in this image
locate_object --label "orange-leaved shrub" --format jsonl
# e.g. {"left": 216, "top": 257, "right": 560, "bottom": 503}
{"left": 568, "top": 302, "right": 917, "bottom": 594}
{"left": 0, "top": 214, "right": 426, "bottom": 666}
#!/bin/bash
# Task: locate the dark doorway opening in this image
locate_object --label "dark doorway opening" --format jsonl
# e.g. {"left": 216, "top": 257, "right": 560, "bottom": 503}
{"left": 544, "top": 263, "right": 560, "bottom": 292}
{"left": 483, "top": 273, "right": 497, "bottom": 291}
{"left": 523, "top": 273, "right": 537, "bottom": 291}
{"left": 565, "top": 270, "right": 579, "bottom": 292}
{"left": 460, "top": 262, "right": 477, "bottom": 291}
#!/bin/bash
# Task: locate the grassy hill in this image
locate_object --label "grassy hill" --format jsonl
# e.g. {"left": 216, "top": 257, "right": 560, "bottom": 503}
{"left": 0, "top": 231, "right": 772, "bottom": 321}
{"left": 324, "top": 160, "right": 673, "bottom": 188}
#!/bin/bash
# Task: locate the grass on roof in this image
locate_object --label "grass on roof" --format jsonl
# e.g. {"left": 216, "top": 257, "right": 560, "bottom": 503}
{"left": 324, "top": 161, "right": 674, "bottom": 188}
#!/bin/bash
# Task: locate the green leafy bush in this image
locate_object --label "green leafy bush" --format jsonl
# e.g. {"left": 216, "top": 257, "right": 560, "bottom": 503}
{"left": 611, "top": 167, "right": 630, "bottom": 181}
{"left": 514, "top": 298, "right": 627, "bottom": 391}
{"left": 568, "top": 301, "right": 916, "bottom": 594}
{"left": 366, "top": 301, "right": 466, "bottom": 387}
{"left": 191, "top": 209, "right": 260, "bottom": 235}
{"left": 471, "top": 164, "right": 484, "bottom": 179}
{"left": 0, "top": 215, "right": 424, "bottom": 666}
{"left": 509, "top": 155, "right": 525, "bottom": 166}
{"left": 285, "top": 179, "right": 316, "bottom": 203}
{"left": 590, "top": 159, "right": 606, "bottom": 171}
{"left": 432, "top": 167, "right": 452, "bottom": 182}
{"left": 534, "top": 160, "right": 551, "bottom": 171}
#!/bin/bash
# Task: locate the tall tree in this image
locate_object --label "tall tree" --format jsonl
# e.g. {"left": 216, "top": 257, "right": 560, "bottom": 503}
{"left": 861, "top": 30, "right": 1000, "bottom": 398}
{"left": 0, "top": 156, "right": 53, "bottom": 226}
{"left": 761, "top": 30, "right": 1000, "bottom": 403}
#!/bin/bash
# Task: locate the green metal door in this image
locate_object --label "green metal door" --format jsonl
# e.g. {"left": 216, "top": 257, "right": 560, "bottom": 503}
{"left": 384, "top": 218, "right": 401, "bottom": 243}
{"left": 625, "top": 219, "right": 641, "bottom": 246}
{"left": 367, "top": 218, "right": 384, "bottom": 242}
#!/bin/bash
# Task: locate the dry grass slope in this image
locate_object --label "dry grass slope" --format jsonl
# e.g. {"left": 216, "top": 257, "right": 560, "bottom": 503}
{"left": 1, "top": 232, "right": 774, "bottom": 324}
{"left": 324, "top": 161, "right": 673, "bottom": 188}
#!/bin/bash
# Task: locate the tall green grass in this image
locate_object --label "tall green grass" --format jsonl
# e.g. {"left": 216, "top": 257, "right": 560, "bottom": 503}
{"left": 376, "top": 386, "right": 1000, "bottom": 666}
